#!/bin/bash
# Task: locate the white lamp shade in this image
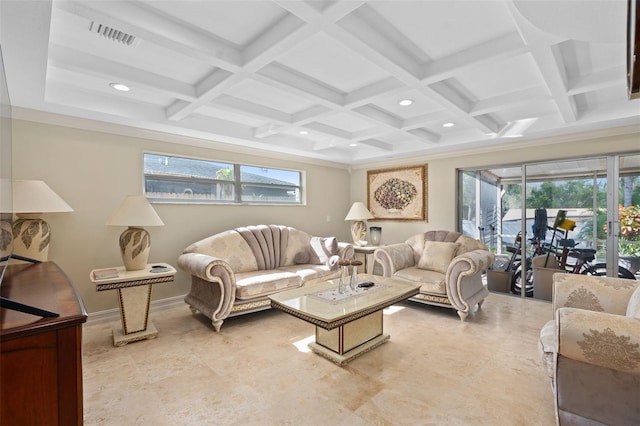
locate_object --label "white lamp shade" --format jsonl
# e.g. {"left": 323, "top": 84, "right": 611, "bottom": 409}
{"left": 344, "top": 202, "right": 374, "bottom": 221}
{"left": 106, "top": 195, "right": 164, "bottom": 227}
{"left": 11, "top": 180, "right": 73, "bottom": 213}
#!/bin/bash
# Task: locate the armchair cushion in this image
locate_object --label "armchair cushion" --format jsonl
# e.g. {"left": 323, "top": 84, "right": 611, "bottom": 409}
{"left": 417, "top": 241, "right": 460, "bottom": 273}
{"left": 395, "top": 267, "right": 446, "bottom": 294}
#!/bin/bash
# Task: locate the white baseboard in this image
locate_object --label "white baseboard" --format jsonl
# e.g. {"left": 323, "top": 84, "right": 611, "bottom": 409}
{"left": 86, "top": 294, "right": 186, "bottom": 325}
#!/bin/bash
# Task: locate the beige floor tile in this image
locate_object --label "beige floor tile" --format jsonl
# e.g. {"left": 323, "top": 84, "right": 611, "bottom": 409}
{"left": 83, "top": 292, "right": 556, "bottom": 425}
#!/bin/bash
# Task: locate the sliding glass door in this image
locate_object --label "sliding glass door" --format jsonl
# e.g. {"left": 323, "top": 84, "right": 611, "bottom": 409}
{"left": 458, "top": 152, "right": 639, "bottom": 299}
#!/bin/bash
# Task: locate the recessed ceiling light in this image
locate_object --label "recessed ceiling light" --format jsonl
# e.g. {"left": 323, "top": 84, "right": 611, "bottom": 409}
{"left": 299, "top": 130, "right": 308, "bottom": 135}
{"left": 442, "top": 122, "right": 455, "bottom": 128}
{"left": 110, "top": 83, "right": 130, "bottom": 92}
{"left": 398, "top": 99, "right": 413, "bottom": 106}
{"left": 349, "top": 143, "right": 358, "bottom": 147}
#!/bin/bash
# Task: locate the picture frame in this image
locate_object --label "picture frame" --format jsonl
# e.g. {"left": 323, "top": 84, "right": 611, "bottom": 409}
{"left": 367, "top": 164, "right": 427, "bottom": 221}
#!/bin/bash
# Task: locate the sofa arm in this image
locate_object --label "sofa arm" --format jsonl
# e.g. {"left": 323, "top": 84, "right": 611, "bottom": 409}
{"left": 338, "top": 242, "right": 355, "bottom": 261}
{"left": 178, "top": 252, "right": 235, "bottom": 283}
{"left": 373, "top": 243, "right": 415, "bottom": 277}
{"left": 556, "top": 307, "right": 640, "bottom": 374}
{"left": 178, "top": 252, "right": 236, "bottom": 332}
{"left": 446, "top": 249, "right": 494, "bottom": 310}
{"left": 552, "top": 274, "right": 640, "bottom": 316}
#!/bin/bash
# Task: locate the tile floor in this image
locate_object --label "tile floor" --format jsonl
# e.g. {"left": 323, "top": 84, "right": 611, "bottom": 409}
{"left": 82, "top": 292, "right": 556, "bottom": 425}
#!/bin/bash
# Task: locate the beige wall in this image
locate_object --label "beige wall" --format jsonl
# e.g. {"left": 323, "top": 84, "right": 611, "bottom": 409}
{"left": 348, "top": 129, "right": 640, "bottom": 244}
{"left": 11, "top": 119, "right": 352, "bottom": 313}
{"left": 11, "top": 118, "right": 640, "bottom": 314}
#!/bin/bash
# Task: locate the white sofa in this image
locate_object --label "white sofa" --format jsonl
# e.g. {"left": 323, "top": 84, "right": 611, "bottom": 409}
{"left": 373, "top": 230, "right": 494, "bottom": 321}
{"left": 178, "top": 224, "right": 354, "bottom": 331}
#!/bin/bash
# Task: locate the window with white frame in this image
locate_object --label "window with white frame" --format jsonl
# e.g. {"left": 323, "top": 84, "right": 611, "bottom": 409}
{"left": 143, "top": 153, "right": 302, "bottom": 204}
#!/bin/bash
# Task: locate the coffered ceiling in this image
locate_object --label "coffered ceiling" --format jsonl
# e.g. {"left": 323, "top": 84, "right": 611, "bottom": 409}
{"left": 1, "top": 0, "right": 639, "bottom": 165}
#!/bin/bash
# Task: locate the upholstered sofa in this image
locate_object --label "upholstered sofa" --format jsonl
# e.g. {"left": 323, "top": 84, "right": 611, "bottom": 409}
{"left": 178, "top": 224, "right": 354, "bottom": 331}
{"left": 538, "top": 273, "right": 640, "bottom": 425}
{"left": 373, "top": 230, "right": 494, "bottom": 321}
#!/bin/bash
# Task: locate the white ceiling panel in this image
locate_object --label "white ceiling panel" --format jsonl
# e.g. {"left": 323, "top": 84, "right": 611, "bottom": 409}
{"left": 277, "top": 32, "right": 389, "bottom": 94}
{"left": 1, "top": 0, "right": 637, "bottom": 166}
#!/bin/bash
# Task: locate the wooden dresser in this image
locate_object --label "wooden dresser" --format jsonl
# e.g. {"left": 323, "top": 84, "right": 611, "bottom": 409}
{"left": 1, "top": 261, "right": 88, "bottom": 425}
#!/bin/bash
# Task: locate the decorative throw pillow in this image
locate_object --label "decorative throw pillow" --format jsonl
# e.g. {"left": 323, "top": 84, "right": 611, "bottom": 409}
{"left": 307, "top": 236, "right": 339, "bottom": 265}
{"left": 417, "top": 241, "right": 460, "bottom": 274}
{"left": 626, "top": 285, "right": 640, "bottom": 320}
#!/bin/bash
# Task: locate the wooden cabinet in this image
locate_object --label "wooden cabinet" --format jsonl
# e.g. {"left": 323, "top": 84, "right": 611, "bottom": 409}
{"left": 1, "top": 261, "right": 88, "bottom": 425}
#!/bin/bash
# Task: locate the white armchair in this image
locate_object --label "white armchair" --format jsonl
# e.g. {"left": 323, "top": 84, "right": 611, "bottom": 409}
{"left": 538, "top": 273, "right": 640, "bottom": 425}
{"left": 373, "top": 230, "right": 494, "bottom": 321}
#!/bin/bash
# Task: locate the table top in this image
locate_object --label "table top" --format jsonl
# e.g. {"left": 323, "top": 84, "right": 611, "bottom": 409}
{"left": 91, "top": 262, "right": 176, "bottom": 290}
{"left": 269, "top": 274, "right": 419, "bottom": 330}
{"left": 1, "top": 261, "right": 88, "bottom": 337}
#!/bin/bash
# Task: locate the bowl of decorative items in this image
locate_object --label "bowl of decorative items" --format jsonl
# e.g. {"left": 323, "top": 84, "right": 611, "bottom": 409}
{"left": 356, "top": 240, "right": 368, "bottom": 246}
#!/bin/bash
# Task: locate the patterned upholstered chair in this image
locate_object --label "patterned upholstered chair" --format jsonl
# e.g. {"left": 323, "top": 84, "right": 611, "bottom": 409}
{"left": 538, "top": 273, "right": 640, "bottom": 425}
{"left": 373, "top": 230, "right": 494, "bottom": 321}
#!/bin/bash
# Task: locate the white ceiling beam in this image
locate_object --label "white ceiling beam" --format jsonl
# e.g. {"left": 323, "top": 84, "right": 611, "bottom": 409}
{"left": 401, "top": 111, "right": 451, "bottom": 131}
{"left": 195, "top": 69, "right": 234, "bottom": 98}
{"left": 242, "top": 13, "right": 309, "bottom": 67}
{"left": 56, "top": 0, "right": 242, "bottom": 69}
{"left": 567, "top": 66, "right": 624, "bottom": 95}
{"left": 305, "top": 122, "right": 353, "bottom": 140}
{"left": 0, "top": 0, "right": 52, "bottom": 106}
{"left": 292, "top": 105, "right": 332, "bottom": 123}
{"left": 529, "top": 46, "right": 577, "bottom": 122}
{"left": 213, "top": 95, "right": 292, "bottom": 124}
{"left": 470, "top": 86, "right": 550, "bottom": 116}
{"left": 49, "top": 44, "right": 197, "bottom": 101}
{"left": 353, "top": 105, "right": 402, "bottom": 128}
{"left": 505, "top": 0, "right": 577, "bottom": 123}
{"left": 359, "top": 139, "right": 394, "bottom": 151}
{"left": 407, "top": 128, "right": 440, "bottom": 143}
{"left": 331, "top": 11, "right": 422, "bottom": 81}
{"left": 344, "top": 77, "right": 405, "bottom": 107}
{"left": 257, "top": 64, "right": 345, "bottom": 105}
{"left": 421, "top": 31, "right": 528, "bottom": 84}
{"left": 167, "top": 73, "right": 243, "bottom": 121}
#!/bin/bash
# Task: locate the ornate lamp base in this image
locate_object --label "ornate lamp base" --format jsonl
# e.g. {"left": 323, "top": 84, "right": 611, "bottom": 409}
{"left": 11, "top": 214, "right": 50, "bottom": 262}
{"left": 119, "top": 226, "right": 151, "bottom": 271}
{"left": 350, "top": 220, "right": 367, "bottom": 244}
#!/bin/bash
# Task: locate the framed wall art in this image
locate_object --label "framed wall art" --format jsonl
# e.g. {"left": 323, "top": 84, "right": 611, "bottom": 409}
{"left": 367, "top": 164, "right": 427, "bottom": 221}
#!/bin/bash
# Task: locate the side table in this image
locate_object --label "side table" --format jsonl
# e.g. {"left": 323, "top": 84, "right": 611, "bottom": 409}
{"left": 91, "top": 263, "right": 176, "bottom": 346}
{"left": 353, "top": 245, "right": 378, "bottom": 274}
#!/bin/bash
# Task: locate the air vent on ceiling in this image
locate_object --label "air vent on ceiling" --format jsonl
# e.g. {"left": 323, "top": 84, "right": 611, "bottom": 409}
{"left": 89, "top": 21, "right": 135, "bottom": 46}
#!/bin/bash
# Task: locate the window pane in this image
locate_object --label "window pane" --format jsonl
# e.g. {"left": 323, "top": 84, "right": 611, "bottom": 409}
{"left": 239, "top": 165, "right": 301, "bottom": 203}
{"left": 143, "top": 153, "right": 302, "bottom": 205}
{"left": 144, "top": 153, "right": 234, "bottom": 202}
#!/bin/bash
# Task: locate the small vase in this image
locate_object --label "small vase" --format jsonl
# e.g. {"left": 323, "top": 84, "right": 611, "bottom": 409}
{"left": 350, "top": 260, "right": 362, "bottom": 291}
{"left": 338, "top": 260, "right": 350, "bottom": 293}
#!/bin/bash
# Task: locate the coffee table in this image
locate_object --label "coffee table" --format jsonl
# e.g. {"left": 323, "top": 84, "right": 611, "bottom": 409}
{"left": 269, "top": 274, "right": 419, "bottom": 365}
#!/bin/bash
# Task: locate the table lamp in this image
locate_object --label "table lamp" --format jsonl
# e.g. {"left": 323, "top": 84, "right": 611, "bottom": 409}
{"left": 10, "top": 180, "right": 73, "bottom": 261}
{"left": 344, "top": 202, "right": 374, "bottom": 245}
{"left": 106, "top": 195, "right": 164, "bottom": 271}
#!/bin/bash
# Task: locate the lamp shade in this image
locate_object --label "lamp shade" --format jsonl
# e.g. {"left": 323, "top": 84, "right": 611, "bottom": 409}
{"left": 11, "top": 180, "right": 73, "bottom": 213}
{"left": 344, "top": 202, "right": 373, "bottom": 221}
{"left": 106, "top": 195, "right": 164, "bottom": 227}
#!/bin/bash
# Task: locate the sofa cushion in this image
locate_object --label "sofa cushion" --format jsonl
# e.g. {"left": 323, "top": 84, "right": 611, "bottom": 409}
{"left": 295, "top": 236, "right": 338, "bottom": 265}
{"left": 626, "top": 285, "right": 640, "bottom": 320}
{"left": 395, "top": 267, "right": 446, "bottom": 294}
{"left": 280, "top": 264, "right": 337, "bottom": 282}
{"left": 235, "top": 270, "right": 302, "bottom": 300}
{"left": 417, "top": 241, "right": 460, "bottom": 274}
